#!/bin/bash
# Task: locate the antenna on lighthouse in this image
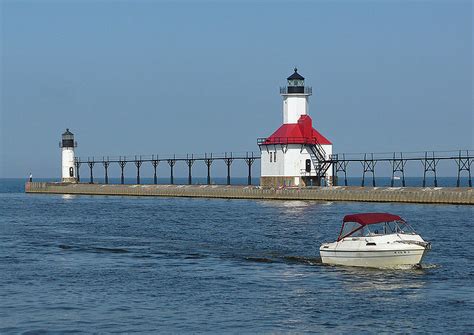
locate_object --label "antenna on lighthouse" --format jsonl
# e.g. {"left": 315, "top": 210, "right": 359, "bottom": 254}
{"left": 60, "top": 128, "right": 78, "bottom": 183}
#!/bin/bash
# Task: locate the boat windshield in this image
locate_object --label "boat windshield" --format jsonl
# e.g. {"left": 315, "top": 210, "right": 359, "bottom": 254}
{"left": 338, "top": 220, "right": 415, "bottom": 241}
{"left": 339, "top": 222, "right": 363, "bottom": 240}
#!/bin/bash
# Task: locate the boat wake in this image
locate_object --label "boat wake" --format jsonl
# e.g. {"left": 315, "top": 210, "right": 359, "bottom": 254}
{"left": 283, "top": 255, "right": 322, "bottom": 265}
{"left": 58, "top": 244, "right": 129, "bottom": 254}
{"left": 244, "top": 257, "right": 273, "bottom": 263}
{"left": 243, "top": 254, "right": 322, "bottom": 266}
{"left": 418, "top": 263, "right": 438, "bottom": 270}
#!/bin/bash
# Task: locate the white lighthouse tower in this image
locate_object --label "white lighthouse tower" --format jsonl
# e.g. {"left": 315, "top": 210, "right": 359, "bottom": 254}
{"left": 258, "top": 69, "right": 333, "bottom": 187}
{"left": 60, "top": 128, "right": 77, "bottom": 183}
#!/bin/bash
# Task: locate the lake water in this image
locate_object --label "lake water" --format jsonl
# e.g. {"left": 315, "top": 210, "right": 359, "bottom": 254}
{"left": 1, "top": 179, "right": 472, "bottom": 333}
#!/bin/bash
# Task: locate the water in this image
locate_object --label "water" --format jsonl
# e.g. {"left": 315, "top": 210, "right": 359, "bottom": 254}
{"left": 1, "top": 178, "right": 473, "bottom": 333}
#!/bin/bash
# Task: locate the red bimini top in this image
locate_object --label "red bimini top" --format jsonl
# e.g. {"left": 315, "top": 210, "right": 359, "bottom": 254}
{"left": 263, "top": 115, "right": 331, "bottom": 145}
{"left": 343, "top": 213, "right": 404, "bottom": 225}
{"left": 337, "top": 213, "right": 405, "bottom": 241}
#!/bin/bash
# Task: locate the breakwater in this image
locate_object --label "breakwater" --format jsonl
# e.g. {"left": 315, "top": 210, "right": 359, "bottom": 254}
{"left": 25, "top": 182, "right": 473, "bottom": 204}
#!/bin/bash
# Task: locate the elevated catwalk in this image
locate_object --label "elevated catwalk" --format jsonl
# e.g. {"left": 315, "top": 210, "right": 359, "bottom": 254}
{"left": 75, "top": 150, "right": 473, "bottom": 188}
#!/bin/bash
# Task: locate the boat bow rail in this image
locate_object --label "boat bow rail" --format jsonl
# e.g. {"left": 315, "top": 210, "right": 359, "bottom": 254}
{"left": 394, "top": 240, "right": 431, "bottom": 249}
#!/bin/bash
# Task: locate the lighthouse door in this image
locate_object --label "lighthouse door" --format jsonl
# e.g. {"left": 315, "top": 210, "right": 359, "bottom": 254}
{"left": 69, "top": 167, "right": 74, "bottom": 177}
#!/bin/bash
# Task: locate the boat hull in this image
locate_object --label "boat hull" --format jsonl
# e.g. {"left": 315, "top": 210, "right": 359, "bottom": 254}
{"left": 320, "top": 248, "right": 427, "bottom": 268}
{"left": 320, "top": 233, "right": 430, "bottom": 268}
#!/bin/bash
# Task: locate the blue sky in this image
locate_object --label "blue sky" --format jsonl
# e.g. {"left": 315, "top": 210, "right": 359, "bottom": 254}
{"left": 1, "top": 0, "right": 472, "bottom": 178}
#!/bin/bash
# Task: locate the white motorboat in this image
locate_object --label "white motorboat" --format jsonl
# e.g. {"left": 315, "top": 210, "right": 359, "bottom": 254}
{"left": 320, "top": 213, "right": 431, "bottom": 268}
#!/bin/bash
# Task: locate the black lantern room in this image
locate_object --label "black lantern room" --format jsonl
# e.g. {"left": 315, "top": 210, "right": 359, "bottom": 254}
{"left": 287, "top": 68, "right": 305, "bottom": 93}
{"left": 60, "top": 128, "right": 76, "bottom": 148}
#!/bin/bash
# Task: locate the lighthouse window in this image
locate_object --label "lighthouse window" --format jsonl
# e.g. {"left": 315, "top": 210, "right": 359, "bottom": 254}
{"left": 270, "top": 152, "right": 273, "bottom": 162}
{"left": 289, "top": 79, "right": 303, "bottom": 87}
{"left": 274, "top": 151, "right": 277, "bottom": 162}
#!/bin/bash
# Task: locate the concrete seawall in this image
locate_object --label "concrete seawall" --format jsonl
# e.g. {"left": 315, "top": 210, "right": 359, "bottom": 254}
{"left": 25, "top": 182, "right": 474, "bottom": 205}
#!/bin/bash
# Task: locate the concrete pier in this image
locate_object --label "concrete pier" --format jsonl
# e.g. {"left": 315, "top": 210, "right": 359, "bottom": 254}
{"left": 25, "top": 182, "right": 473, "bottom": 205}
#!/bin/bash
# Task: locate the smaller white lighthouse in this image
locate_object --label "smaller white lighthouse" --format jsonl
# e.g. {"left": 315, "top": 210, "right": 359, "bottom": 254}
{"left": 60, "top": 129, "right": 77, "bottom": 183}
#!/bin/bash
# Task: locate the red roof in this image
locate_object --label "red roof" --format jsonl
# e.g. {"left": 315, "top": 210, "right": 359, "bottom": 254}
{"left": 263, "top": 115, "right": 332, "bottom": 145}
{"left": 343, "top": 213, "right": 404, "bottom": 225}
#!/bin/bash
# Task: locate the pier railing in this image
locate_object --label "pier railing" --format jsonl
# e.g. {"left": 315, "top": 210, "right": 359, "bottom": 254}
{"left": 330, "top": 150, "right": 470, "bottom": 162}
{"left": 330, "top": 150, "right": 472, "bottom": 187}
{"left": 78, "top": 152, "right": 259, "bottom": 163}
{"left": 75, "top": 151, "right": 259, "bottom": 186}
{"left": 74, "top": 149, "right": 473, "bottom": 188}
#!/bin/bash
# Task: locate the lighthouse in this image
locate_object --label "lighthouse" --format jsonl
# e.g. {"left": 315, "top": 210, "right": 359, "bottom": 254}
{"left": 258, "top": 68, "right": 333, "bottom": 187}
{"left": 60, "top": 129, "right": 77, "bottom": 183}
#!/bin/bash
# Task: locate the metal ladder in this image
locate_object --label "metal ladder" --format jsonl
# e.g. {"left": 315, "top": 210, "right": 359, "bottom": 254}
{"left": 306, "top": 143, "right": 332, "bottom": 180}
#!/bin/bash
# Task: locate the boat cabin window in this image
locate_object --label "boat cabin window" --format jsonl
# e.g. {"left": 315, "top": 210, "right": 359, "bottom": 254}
{"left": 339, "top": 222, "right": 362, "bottom": 239}
{"left": 365, "top": 223, "right": 387, "bottom": 236}
{"left": 368, "top": 221, "right": 414, "bottom": 235}
{"left": 339, "top": 220, "right": 415, "bottom": 240}
{"left": 350, "top": 226, "right": 371, "bottom": 237}
{"left": 339, "top": 222, "right": 370, "bottom": 240}
{"left": 384, "top": 221, "right": 414, "bottom": 234}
